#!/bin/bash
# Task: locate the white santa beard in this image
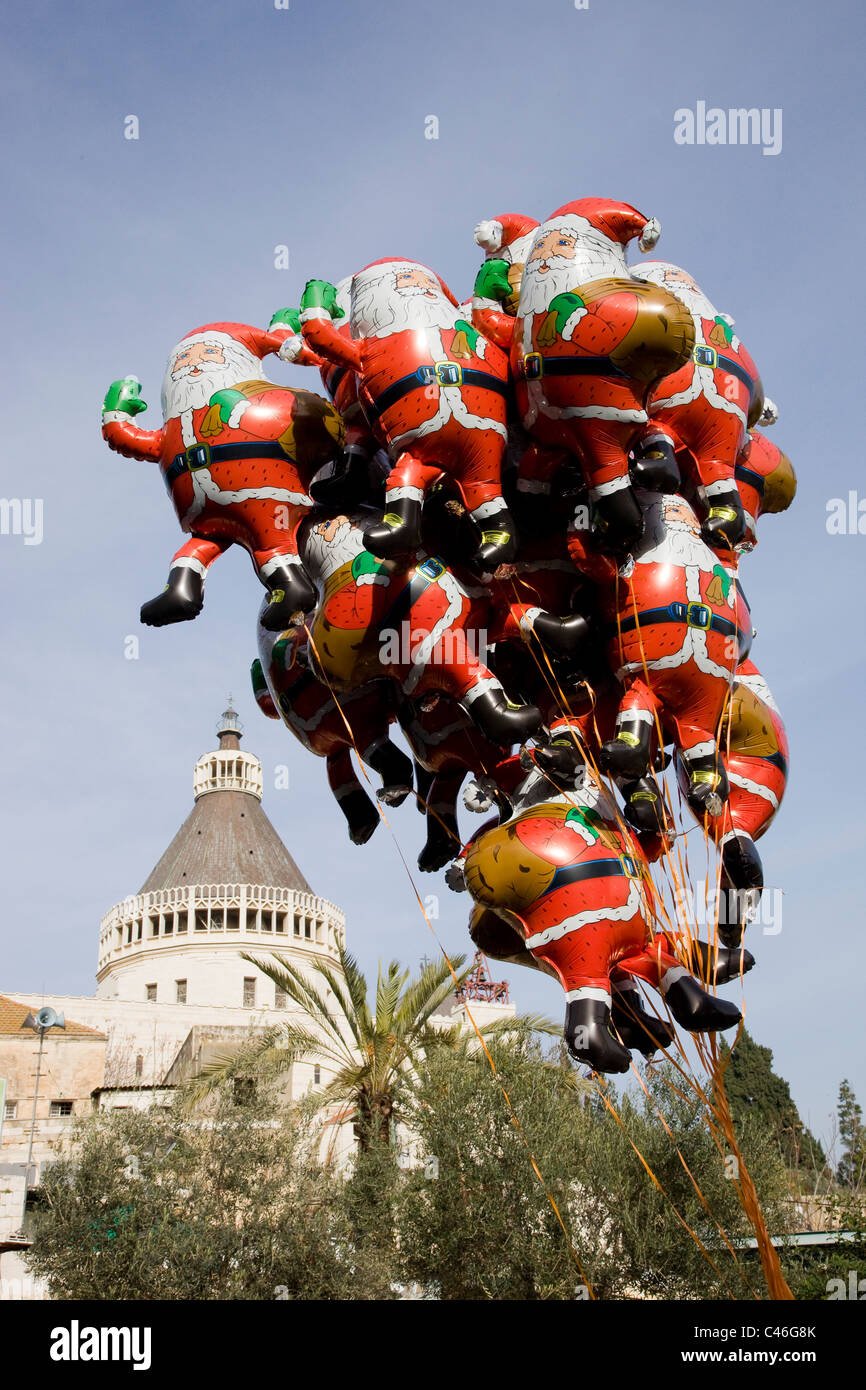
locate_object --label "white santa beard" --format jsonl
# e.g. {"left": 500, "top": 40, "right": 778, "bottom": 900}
{"left": 161, "top": 341, "right": 267, "bottom": 417}
{"left": 517, "top": 255, "right": 586, "bottom": 316}
{"left": 631, "top": 267, "right": 717, "bottom": 321}
{"left": 350, "top": 281, "right": 458, "bottom": 338}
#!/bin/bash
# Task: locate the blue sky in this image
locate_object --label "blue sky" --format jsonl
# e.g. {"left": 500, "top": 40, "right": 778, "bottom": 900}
{"left": 1, "top": 0, "right": 864, "bottom": 1150}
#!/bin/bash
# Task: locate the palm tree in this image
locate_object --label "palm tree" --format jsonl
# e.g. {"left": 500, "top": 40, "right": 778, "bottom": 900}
{"left": 188, "top": 939, "right": 477, "bottom": 1149}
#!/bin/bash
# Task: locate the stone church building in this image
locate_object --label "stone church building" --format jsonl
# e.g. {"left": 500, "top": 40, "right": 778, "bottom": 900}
{"left": 0, "top": 704, "right": 512, "bottom": 1295}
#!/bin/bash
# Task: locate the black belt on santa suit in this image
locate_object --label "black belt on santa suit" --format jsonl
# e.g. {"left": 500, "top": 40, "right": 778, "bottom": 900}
{"left": 542, "top": 855, "right": 643, "bottom": 897}
{"left": 606, "top": 601, "right": 747, "bottom": 651}
{"left": 516, "top": 352, "right": 629, "bottom": 381}
{"left": 363, "top": 362, "right": 509, "bottom": 424}
{"left": 163, "top": 441, "right": 290, "bottom": 491}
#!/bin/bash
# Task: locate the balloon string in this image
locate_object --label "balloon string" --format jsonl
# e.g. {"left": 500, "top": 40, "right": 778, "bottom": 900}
{"left": 300, "top": 620, "right": 596, "bottom": 1296}
{"left": 509, "top": 569, "right": 791, "bottom": 1296}
{"left": 590, "top": 1078, "right": 744, "bottom": 1293}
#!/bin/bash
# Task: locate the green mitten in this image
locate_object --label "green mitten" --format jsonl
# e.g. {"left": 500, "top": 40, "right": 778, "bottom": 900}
{"left": 103, "top": 376, "right": 147, "bottom": 418}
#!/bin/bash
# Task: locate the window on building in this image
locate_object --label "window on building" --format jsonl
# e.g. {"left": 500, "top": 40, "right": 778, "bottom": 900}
{"left": 4, "top": 1100, "right": 17, "bottom": 1121}
{"left": 304, "top": 920, "right": 312, "bottom": 939}
{"left": 243, "top": 977, "right": 256, "bottom": 1008}
{"left": 49, "top": 1100, "right": 73, "bottom": 1118}
{"left": 135, "top": 1055, "right": 144, "bottom": 1079}
{"left": 176, "top": 979, "right": 187, "bottom": 1005}
{"left": 274, "top": 986, "right": 287, "bottom": 1010}
{"left": 313, "top": 1065, "right": 321, "bottom": 1085}
{"left": 146, "top": 983, "right": 157, "bottom": 1002}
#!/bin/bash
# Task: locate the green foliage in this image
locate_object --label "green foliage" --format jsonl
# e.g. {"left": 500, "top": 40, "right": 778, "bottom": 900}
{"left": 25, "top": 1075, "right": 394, "bottom": 1301}
{"left": 393, "top": 1031, "right": 791, "bottom": 1300}
{"left": 26, "top": 1018, "right": 799, "bottom": 1302}
{"left": 836, "top": 1079, "right": 866, "bottom": 1190}
{"left": 720, "top": 1029, "right": 826, "bottom": 1173}
{"left": 188, "top": 940, "right": 473, "bottom": 1150}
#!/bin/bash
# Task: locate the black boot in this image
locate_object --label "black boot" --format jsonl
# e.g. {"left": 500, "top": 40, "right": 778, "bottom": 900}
{"left": 337, "top": 790, "right": 380, "bottom": 846}
{"left": 664, "top": 973, "right": 742, "bottom": 1033}
{"left": 721, "top": 832, "right": 764, "bottom": 893}
{"left": 413, "top": 761, "right": 435, "bottom": 816}
{"left": 593, "top": 486, "right": 644, "bottom": 555}
{"left": 601, "top": 715, "right": 653, "bottom": 780}
{"left": 418, "top": 815, "right": 461, "bottom": 872}
{"left": 260, "top": 561, "right": 317, "bottom": 632}
{"left": 533, "top": 739, "right": 585, "bottom": 790}
{"left": 465, "top": 689, "right": 542, "bottom": 745}
{"left": 363, "top": 498, "right": 423, "bottom": 558}
{"left": 702, "top": 488, "right": 746, "bottom": 550}
{"left": 140, "top": 565, "right": 204, "bottom": 627}
{"left": 689, "top": 938, "right": 755, "bottom": 987}
{"left": 365, "top": 739, "right": 415, "bottom": 807}
{"left": 683, "top": 751, "right": 729, "bottom": 819}
{"left": 719, "top": 833, "right": 764, "bottom": 947}
{"left": 565, "top": 997, "right": 633, "bottom": 1074}
{"left": 621, "top": 776, "right": 668, "bottom": 834}
{"left": 632, "top": 434, "right": 681, "bottom": 493}
{"left": 611, "top": 986, "right": 675, "bottom": 1056}
{"left": 529, "top": 611, "right": 593, "bottom": 661}
{"left": 309, "top": 447, "right": 372, "bottom": 509}
{"left": 470, "top": 506, "right": 518, "bottom": 576}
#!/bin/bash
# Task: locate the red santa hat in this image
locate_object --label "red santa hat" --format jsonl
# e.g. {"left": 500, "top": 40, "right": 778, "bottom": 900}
{"left": 474, "top": 213, "right": 540, "bottom": 259}
{"left": 546, "top": 199, "right": 661, "bottom": 253}
{"left": 175, "top": 321, "right": 287, "bottom": 362}
{"left": 354, "top": 258, "right": 460, "bottom": 307}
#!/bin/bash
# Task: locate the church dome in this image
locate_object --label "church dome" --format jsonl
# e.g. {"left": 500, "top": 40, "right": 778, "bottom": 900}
{"left": 96, "top": 704, "right": 344, "bottom": 1005}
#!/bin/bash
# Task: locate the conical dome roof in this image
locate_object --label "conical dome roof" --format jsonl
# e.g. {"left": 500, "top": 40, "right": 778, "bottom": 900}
{"left": 138, "top": 703, "right": 313, "bottom": 895}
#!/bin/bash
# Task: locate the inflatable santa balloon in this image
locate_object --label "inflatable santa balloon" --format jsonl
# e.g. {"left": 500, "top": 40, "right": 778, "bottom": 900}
{"left": 471, "top": 212, "right": 540, "bottom": 349}
{"left": 299, "top": 261, "right": 518, "bottom": 576}
{"left": 101, "top": 322, "right": 344, "bottom": 630}
{"left": 512, "top": 199, "right": 694, "bottom": 552}
{"left": 454, "top": 759, "right": 741, "bottom": 1072}
{"left": 629, "top": 261, "right": 767, "bottom": 549}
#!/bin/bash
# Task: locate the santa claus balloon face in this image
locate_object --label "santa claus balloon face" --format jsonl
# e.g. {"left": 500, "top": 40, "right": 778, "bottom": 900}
{"left": 629, "top": 261, "right": 719, "bottom": 323}
{"left": 161, "top": 332, "right": 265, "bottom": 418}
{"left": 349, "top": 261, "right": 457, "bottom": 338}
{"left": 518, "top": 214, "right": 633, "bottom": 319}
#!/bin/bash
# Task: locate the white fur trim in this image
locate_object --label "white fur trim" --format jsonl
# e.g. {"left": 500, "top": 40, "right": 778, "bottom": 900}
{"left": 227, "top": 401, "right": 250, "bottom": 430}
{"left": 589, "top": 476, "right": 632, "bottom": 498}
{"left": 470, "top": 497, "right": 507, "bottom": 521}
{"left": 519, "top": 606, "right": 543, "bottom": 635}
{"left": 660, "top": 965, "right": 690, "bottom": 993}
{"left": 474, "top": 219, "right": 503, "bottom": 253}
{"left": 460, "top": 677, "right": 500, "bottom": 707}
{"left": 638, "top": 217, "right": 661, "bottom": 252}
{"left": 171, "top": 557, "right": 208, "bottom": 579}
{"left": 278, "top": 335, "right": 304, "bottom": 363}
{"left": 259, "top": 552, "right": 305, "bottom": 578}
{"left": 102, "top": 410, "right": 136, "bottom": 424}
{"left": 680, "top": 741, "right": 716, "bottom": 763}
{"left": 386, "top": 486, "right": 424, "bottom": 503}
{"left": 564, "top": 987, "right": 612, "bottom": 1006}
{"left": 616, "top": 708, "right": 654, "bottom": 727}
{"left": 299, "top": 306, "right": 331, "bottom": 324}
{"left": 524, "top": 881, "right": 643, "bottom": 951}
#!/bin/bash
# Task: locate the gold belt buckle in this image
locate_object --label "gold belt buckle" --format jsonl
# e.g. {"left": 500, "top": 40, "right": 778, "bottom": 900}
{"left": 185, "top": 443, "right": 211, "bottom": 471}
